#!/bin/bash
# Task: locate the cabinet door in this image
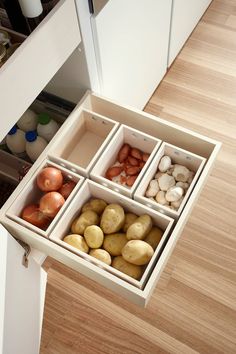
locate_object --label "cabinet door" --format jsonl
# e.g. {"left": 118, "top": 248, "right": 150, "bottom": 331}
{"left": 0, "top": 0, "right": 81, "bottom": 143}
{"left": 91, "top": 0, "right": 172, "bottom": 109}
{"left": 168, "top": 0, "right": 212, "bottom": 66}
{"left": 0, "top": 224, "right": 47, "bottom": 354}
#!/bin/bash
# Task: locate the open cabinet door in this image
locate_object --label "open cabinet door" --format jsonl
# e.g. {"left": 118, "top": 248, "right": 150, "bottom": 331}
{"left": 0, "top": 224, "right": 47, "bottom": 354}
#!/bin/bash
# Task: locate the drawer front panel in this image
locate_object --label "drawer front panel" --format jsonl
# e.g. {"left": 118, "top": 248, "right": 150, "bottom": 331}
{"left": 0, "top": 0, "right": 81, "bottom": 142}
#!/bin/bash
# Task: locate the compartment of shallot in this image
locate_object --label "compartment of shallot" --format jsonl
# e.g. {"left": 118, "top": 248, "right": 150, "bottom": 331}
{"left": 90, "top": 125, "right": 162, "bottom": 198}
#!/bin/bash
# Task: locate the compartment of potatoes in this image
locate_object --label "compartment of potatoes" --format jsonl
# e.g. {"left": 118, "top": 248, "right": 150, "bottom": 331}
{"left": 134, "top": 142, "right": 206, "bottom": 219}
{"left": 49, "top": 180, "right": 173, "bottom": 289}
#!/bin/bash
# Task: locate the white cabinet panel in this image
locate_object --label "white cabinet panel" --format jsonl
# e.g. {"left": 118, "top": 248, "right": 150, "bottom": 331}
{"left": 0, "top": 0, "right": 81, "bottom": 142}
{"left": 168, "top": 0, "right": 212, "bottom": 66}
{"left": 0, "top": 224, "right": 47, "bottom": 354}
{"left": 91, "top": 0, "right": 172, "bottom": 109}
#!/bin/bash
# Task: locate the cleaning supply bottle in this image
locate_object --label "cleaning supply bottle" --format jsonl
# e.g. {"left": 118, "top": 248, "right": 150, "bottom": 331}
{"left": 0, "top": 137, "right": 8, "bottom": 151}
{"left": 6, "top": 125, "right": 26, "bottom": 158}
{"left": 17, "top": 109, "right": 38, "bottom": 131}
{"left": 37, "top": 113, "right": 59, "bottom": 142}
{"left": 25, "top": 131, "right": 47, "bottom": 162}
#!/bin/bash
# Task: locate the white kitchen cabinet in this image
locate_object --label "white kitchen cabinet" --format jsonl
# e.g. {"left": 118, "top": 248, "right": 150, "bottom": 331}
{"left": 46, "top": 0, "right": 173, "bottom": 109}
{"left": 40, "top": 0, "right": 212, "bottom": 109}
{"left": 0, "top": 225, "right": 47, "bottom": 354}
{"left": 0, "top": 0, "right": 81, "bottom": 142}
{"left": 168, "top": 0, "right": 212, "bottom": 66}
{"left": 89, "top": 0, "right": 172, "bottom": 109}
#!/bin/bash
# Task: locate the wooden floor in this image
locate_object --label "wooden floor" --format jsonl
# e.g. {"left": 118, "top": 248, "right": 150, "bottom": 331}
{"left": 40, "top": 1, "right": 236, "bottom": 353}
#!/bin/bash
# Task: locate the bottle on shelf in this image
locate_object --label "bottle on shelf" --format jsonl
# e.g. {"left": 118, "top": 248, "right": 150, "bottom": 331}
{"left": 6, "top": 125, "right": 27, "bottom": 159}
{"left": 17, "top": 109, "right": 38, "bottom": 132}
{"left": 18, "top": 0, "right": 43, "bottom": 32}
{"left": 41, "top": 0, "right": 59, "bottom": 16}
{"left": 0, "top": 137, "right": 8, "bottom": 151}
{"left": 0, "top": 43, "right": 6, "bottom": 67}
{"left": 37, "top": 113, "right": 59, "bottom": 142}
{"left": 25, "top": 131, "right": 47, "bottom": 162}
{"left": 0, "top": 0, "right": 30, "bottom": 35}
{"left": 0, "top": 29, "right": 11, "bottom": 48}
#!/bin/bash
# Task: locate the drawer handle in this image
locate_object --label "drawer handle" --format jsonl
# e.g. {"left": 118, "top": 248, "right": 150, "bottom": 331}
{"left": 15, "top": 239, "right": 31, "bottom": 268}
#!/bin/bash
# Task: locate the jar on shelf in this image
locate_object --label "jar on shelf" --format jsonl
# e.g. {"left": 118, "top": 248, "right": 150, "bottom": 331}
{"left": 6, "top": 43, "right": 21, "bottom": 59}
{"left": 0, "top": 29, "right": 11, "bottom": 48}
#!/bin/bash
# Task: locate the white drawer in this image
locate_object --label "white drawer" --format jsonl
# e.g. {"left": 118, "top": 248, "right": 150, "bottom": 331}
{"left": 0, "top": 0, "right": 81, "bottom": 142}
{"left": 0, "top": 91, "right": 221, "bottom": 307}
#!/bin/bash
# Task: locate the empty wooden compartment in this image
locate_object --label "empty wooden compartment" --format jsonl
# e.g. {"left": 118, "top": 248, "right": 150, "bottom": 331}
{"left": 5, "top": 160, "right": 84, "bottom": 237}
{"left": 48, "top": 109, "right": 119, "bottom": 177}
{"left": 49, "top": 180, "right": 173, "bottom": 290}
{"left": 134, "top": 142, "right": 206, "bottom": 219}
{"left": 90, "top": 124, "right": 162, "bottom": 197}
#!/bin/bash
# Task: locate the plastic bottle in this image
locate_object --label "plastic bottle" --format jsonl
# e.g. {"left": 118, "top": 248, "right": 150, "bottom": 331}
{"left": 17, "top": 109, "right": 38, "bottom": 132}
{"left": 18, "top": 0, "right": 43, "bottom": 32}
{"left": 37, "top": 113, "right": 59, "bottom": 142}
{"left": 6, "top": 125, "right": 26, "bottom": 158}
{"left": 0, "top": 137, "right": 8, "bottom": 151}
{"left": 25, "top": 131, "right": 47, "bottom": 162}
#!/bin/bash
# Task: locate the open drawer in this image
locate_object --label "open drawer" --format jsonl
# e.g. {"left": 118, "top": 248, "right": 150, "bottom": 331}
{"left": 0, "top": 91, "right": 221, "bottom": 307}
{"left": 0, "top": 0, "right": 81, "bottom": 141}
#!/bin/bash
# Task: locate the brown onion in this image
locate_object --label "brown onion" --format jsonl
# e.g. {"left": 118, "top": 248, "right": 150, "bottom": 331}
{"left": 37, "top": 167, "right": 63, "bottom": 192}
{"left": 39, "top": 192, "right": 65, "bottom": 218}
{"left": 58, "top": 181, "right": 76, "bottom": 199}
{"left": 22, "top": 204, "right": 50, "bottom": 229}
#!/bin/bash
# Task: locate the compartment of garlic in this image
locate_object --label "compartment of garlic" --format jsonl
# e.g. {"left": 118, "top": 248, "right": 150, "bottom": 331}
{"left": 145, "top": 155, "right": 194, "bottom": 211}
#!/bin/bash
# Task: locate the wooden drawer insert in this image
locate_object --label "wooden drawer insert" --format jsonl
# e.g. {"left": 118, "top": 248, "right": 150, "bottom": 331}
{"left": 0, "top": 91, "right": 221, "bottom": 307}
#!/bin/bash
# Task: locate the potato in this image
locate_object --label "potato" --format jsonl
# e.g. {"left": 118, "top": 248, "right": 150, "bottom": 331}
{"left": 63, "top": 234, "right": 89, "bottom": 253}
{"left": 112, "top": 256, "right": 142, "bottom": 280}
{"left": 100, "top": 204, "right": 125, "bottom": 234}
{"left": 89, "top": 249, "right": 111, "bottom": 265}
{"left": 84, "top": 225, "right": 104, "bottom": 248}
{"left": 103, "top": 233, "right": 128, "bottom": 256}
{"left": 126, "top": 214, "right": 152, "bottom": 240}
{"left": 122, "top": 240, "right": 154, "bottom": 265}
{"left": 82, "top": 198, "right": 107, "bottom": 215}
{"left": 122, "top": 213, "right": 138, "bottom": 232}
{"left": 144, "top": 226, "right": 163, "bottom": 250}
{"left": 71, "top": 210, "right": 99, "bottom": 235}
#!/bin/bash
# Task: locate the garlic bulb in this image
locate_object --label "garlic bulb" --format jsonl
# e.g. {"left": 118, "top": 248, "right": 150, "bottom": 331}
{"left": 165, "top": 186, "right": 184, "bottom": 202}
{"left": 171, "top": 196, "right": 184, "bottom": 209}
{"left": 158, "top": 173, "right": 175, "bottom": 191}
{"left": 158, "top": 155, "right": 172, "bottom": 173}
{"left": 187, "top": 171, "right": 194, "bottom": 184}
{"left": 154, "top": 171, "right": 164, "bottom": 180}
{"left": 172, "top": 165, "right": 190, "bottom": 182}
{"left": 155, "top": 191, "right": 168, "bottom": 205}
{"left": 145, "top": 179, "right": 159, "bottom": 197}
{"left": 176, "top": 181, "right": 189, "bottom": 190}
